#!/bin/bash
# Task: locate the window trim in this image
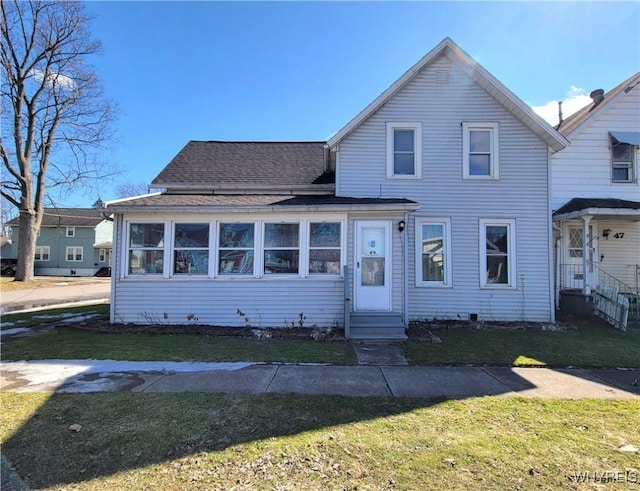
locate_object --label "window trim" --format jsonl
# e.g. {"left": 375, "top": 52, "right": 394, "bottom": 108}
{"left": 171, "top": 222, "right": 211, "bottom": 276}
{"left": 263, "top": 222, "right": 301, "bottom": 276}
{"left": 66, "top": 226, "right": 75, "bottom": 237}
{"left": 610, "top": 139, "right": 636, "bottom": 184}
{"left": 35, "top": 245, "right": 50, "bottom": 262}
{"left": 65, "top": 246, "right": 84, "bottom": 263}
{"left": 415, "top": 217, "right": 452, "bottom": 288}
{"left": 479, "top": 218, "right": 516, "bottom": 288}
{"left": 386, "top": 121, "right": 422, "bottom": 179}
{"left": 126, "top": 222, "right": 167, "bottom": 276}
{"left": 308, "top": 221, "right": 343, "bottom": 276}
{"left": 462, "top": 122, "right": 499, "bottom": 180}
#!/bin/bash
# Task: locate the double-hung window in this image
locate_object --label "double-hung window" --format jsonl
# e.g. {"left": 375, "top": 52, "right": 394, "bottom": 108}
{"left": 416, "top": 218, "right": 452, "bottom": 286}
{"left": 128, "top": 223, "right": 165, "bottom": 274}
{"left": 386, "top": 122, "right": 422, "bottom": 178}
{"left": 66, "top": 246, "right": 83, "bottom": 262}
{"left": 611, "top": 138, "right": 636, "bottom": 183}
{"left": 218, "top": 223, "right": 255, "bottom": 275}
{"left": 35, "top": 246, "right": 50, "bottom": 261}
{"left": 463, "top": 122, "right": 499, "bottom": 179}
{"left": 480, "top": 219, "right": 515, "bottom": 287}
{"left": 173, "top": 223, "right": 209, "bottom": 275}
{"left": 264, "top": 223, "right": 300, "bottom": 275}
{"left": 308, "top": 222, "right": 341, "bottom": 274}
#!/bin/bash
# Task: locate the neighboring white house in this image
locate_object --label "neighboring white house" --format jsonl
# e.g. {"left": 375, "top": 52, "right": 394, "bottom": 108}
{"left": 552, "top": 72, "right": 640, "bottom": 321}
{"left": 106, "top": 38, "right": 567, "bottom": 338}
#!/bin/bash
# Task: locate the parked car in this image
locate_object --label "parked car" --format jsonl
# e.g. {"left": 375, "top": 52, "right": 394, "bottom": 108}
{"left": 1, "top": 258, "right": 17, "bottom": 276}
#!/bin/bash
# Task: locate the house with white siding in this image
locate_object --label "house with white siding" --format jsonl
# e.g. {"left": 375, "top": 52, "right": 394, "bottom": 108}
{"left": 106, "top": 37, "right": 567, "bottom": 338}
{"left": 552, "top": 73, "right": 640, "bottom": 322}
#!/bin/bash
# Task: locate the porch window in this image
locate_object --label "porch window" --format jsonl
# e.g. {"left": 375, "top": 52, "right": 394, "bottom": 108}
{"left": 99, "top": 249, "right": 107, "bottom": 262}
{"left": 463, "top": 122, "right": 499, "bottom": 179}
{"left": 66, "top": 246, "right": 83, "bottom": 262}
{"left": 128, "top": 223, "right": 165, "bottom": 274}
{"left": 480, "top": 219, "right": 515, "bottom": 287}
{"left": 173, "top": 223, "right": 209, "bottom": 275}
{"left": 386, "top": 122, "right": 422, "bottom": 178}
{"left": 416, "top": 218, "right": 452, "bottom": 286}
{"left": 264, "top": 223, "right": 299, "bottom": 274}
{"left": 611, "top": 140, "right": 635, "bottom": 183}
{"left": 35, "top": 246, "right": 50, "bottom": 261}
{"left": 309, "top": 222, "right": 341, "bottom": 274}
{"left": 218, "top": 223, "right": 255, "bottom": 275}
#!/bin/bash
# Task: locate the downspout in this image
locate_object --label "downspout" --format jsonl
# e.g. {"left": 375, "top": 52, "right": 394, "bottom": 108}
{"left": 403, "top": 211, "right": 411, "bottom": 327}
{"left": 109, "top": 214, "right": 121, "bottom": 324}
{"left": 548, "top": 146, "right": 557, "bottom": 323}
{"left": 553, "top": 222, "right": 561, "bottom": 311}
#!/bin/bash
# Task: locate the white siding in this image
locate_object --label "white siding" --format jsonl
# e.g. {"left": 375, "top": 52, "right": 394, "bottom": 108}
{"left": 111, "top": 211, "right": 347, "bottom": 327}
{"left": 337, "top": 55, "right": 553, "bottom": 322}
{"left": 552, "top": 79, "right": 640, "bottom": 211}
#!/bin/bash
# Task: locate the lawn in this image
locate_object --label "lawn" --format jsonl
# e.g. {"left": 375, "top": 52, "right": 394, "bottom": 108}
{"left": 0, "top": 304, "right": 109, "bottom": 330}
{"left": 1, "top": 326, "right": 358, "bottom": 365}
{"left": 1, "top": 392, "right": 638, "bottom": 490}
{"left": 406, "top": 323, "right": 640, "bottom": 368}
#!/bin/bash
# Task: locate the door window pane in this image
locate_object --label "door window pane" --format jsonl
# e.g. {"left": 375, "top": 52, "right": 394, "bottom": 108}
{"left": 362, "top": 257, "right": 385, "bottom": 286}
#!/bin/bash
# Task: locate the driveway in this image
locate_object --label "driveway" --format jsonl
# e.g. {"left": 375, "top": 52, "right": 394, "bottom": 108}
{"left": 0, "top": 277, "right": 110, "bottom": 313}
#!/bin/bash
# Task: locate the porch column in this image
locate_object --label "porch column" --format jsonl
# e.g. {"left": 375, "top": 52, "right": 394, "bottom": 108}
{"left": 581, "top": 215, "right": 592, "bottom": 295}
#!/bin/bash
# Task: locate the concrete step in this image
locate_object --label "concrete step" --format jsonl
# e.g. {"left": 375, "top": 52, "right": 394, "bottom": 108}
{"left": 350, "top": 312, "right": 404, "bottom": 328}
{"left": 349, "top": 326, "right": 407, "bottom": 341}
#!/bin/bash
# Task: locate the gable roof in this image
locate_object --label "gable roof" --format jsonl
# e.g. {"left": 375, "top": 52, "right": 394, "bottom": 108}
{"left": 151, "top": 141, "right": 332, "bottom": 191}
{"left": 556, "top": 72, "right": 640, "bottom": 137}
{"left": 6, "top": 208, "right": 107, "bottom": 227}
{"left": 327, "top": 37, "right": 568, "bottom": 152}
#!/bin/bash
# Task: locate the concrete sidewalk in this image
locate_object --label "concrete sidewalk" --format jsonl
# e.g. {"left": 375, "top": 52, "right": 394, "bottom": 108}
{"left": 1, "top": 360, "right": 638, "bottom": 399}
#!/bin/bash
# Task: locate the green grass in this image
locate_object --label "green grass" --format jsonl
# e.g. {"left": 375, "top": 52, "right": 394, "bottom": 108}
{"left": 0, "top": 303, "right": 109, "bottom": 330}
{"left": 406, "top": 323, "right": 640, "bottom": 368}
{"left": 1, "top": 326, "right": 358, "bottom": 365}
{"left": 1, "top": 392, "right": 638, "bottom": 490}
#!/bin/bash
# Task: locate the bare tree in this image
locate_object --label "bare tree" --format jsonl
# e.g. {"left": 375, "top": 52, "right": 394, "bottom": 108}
{"left": 116, "top": 181, "right": 149, "bottom": 198}
{"left": 1, "top": 1, "right": 116, "bottom": 280}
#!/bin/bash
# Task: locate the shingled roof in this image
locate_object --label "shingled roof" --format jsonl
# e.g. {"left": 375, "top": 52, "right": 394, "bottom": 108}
{"left": 7, "top": 208, "right": 107, "bottom": 227}
{"left": 556, "top": 72, "right": 640, "bottom": 137}
{"left": 151, "top": 141, "right": 332, "bottom": 190}
{"left": 553, "top": 198, "right": 640, "bottom": 217}
{"left": 107, "top": 194, "right": 418, "bottom": 213}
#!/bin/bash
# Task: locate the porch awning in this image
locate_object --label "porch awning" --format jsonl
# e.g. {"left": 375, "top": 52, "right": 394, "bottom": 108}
{"left": 610, "top": 131, "right": 640, "bottom": 145}
{"left": 553, "top": 197, "right": 640, "bottom": 221}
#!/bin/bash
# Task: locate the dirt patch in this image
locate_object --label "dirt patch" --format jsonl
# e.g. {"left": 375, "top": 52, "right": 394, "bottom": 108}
{"left": 67, "top": 316, "right": 344, "bottom": 341}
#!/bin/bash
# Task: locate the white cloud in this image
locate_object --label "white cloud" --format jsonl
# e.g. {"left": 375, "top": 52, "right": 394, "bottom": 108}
{"left": 531, "top": 86, "right": 591, "bottom": 127}
{"left": 32, "top": 68, "right": 76, "bottom": 90}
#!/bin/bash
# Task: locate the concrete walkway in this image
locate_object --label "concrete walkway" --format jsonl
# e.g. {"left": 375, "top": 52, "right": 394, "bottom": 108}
{"left": 1, "top": 359, "right": 638, "bottom": 399}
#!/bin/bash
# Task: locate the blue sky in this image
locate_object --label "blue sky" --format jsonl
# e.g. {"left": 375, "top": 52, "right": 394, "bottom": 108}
{"left": 75, "top": 1, "right": 640, "bottom": 206}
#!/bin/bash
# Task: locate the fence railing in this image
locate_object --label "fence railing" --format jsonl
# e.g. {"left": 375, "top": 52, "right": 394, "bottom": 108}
{"left": 559, "top": 262, "right": 639, "bottom": 323}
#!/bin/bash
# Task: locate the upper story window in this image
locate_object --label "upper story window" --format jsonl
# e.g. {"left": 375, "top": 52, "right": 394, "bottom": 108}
{"left": 66, "top": 226, "right": 75, "bottom": 237}
{"left": 463, "top": 122, "right": 499, "bottom": 180}
{"left": 386, "top": 122, "right": 422, "bottom": 178}
{"left": 611, "top": 135, "right": 636, "bottom": 183}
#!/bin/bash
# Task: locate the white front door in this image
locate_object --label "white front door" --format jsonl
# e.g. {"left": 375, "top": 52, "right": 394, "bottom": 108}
{"left": 564, "top": 223, "right": 597, "bottom": 289}
{"left": 355, "top": 221, "right": 392, "bottom": 311}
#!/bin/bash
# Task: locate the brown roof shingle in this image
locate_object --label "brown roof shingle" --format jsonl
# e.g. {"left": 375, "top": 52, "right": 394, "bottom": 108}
{"left": 151, "top": 141, "right": 331, "bottom": 189}
{"left": 7, "top": 208, "right": 107, "bottom": 227}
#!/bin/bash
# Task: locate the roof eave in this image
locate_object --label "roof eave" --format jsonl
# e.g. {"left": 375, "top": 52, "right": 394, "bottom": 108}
{"left": 154, "top": 184, "right": 335, "bottom": 193}
{"left": 553, "top": 207, "right": 640, "bottom": 221}
{"left": 108, "top": 202, "right": 420, "bottom": 214}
